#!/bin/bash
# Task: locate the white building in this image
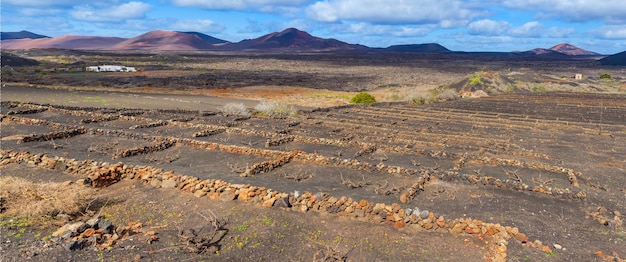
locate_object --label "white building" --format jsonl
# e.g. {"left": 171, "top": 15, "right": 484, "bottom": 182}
{"left": 86, "top": 65, "right": 136, "bottom": 72}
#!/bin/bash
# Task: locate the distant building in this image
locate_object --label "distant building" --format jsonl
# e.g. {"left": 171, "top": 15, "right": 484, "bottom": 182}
{"left": 86, "top": 65, "right": 136, "bottom": 72}
{"left": 575, "top": 74, "right": 583, "bottom": 80}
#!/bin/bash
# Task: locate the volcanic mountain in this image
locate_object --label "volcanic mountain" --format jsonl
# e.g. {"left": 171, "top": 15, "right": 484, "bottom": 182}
{"left": 550, "top": 43, "right": 600, "bottom": 56}
{"left": 384, "top": 43, "right": 451, "bottom": 53}
{"left": 1, "top": 30, "right": 49, "bottom": 40}
{"left": 110, "top": 30, "right": 219, "bottom": 50}
{"left": 513, "top": 48, "right": 571, "bottom": 58}
{"left": 227, "top": 28, "right": 365, "bottom": 50}
{"left": 599, "top": 51, "right": 626, "bottom": 66}
{"left": 0, "top": 35, "right": 126, "bottom": 50}
{"left": 177, "top": 31, "right": 228, "bottom": 45}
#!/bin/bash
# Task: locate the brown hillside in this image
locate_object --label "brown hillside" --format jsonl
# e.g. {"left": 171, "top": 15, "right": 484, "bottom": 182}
{"left": 111, "top": 30, "right": 216, "bottom": 50}
{"left": 0, "top": 35, "right": 125, "bottom": 50}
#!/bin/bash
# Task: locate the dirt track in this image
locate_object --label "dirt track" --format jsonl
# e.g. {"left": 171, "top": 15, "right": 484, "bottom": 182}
{"left": 2, "top": 91, "right": 625, "bottom": 261}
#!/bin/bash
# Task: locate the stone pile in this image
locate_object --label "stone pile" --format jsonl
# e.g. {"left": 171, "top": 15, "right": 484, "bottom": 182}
{"left": 19, "top": 128, "right": 86, "bottom": 144}
{"left": 51, "top": 216, "right": 148, "bottom": 251}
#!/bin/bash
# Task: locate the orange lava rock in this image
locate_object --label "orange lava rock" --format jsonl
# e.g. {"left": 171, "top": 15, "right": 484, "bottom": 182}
{"left": 262, "top": 198, "right": 275, "bottom": 207}
{"left": 359, "top": 199, "right": 368, "bottom": 207}
{"left": 436, "top": 217, "right": 446, "bottom": 228}
{"left": 513, "top": 232, "right": 528, "bottom": 242}
{"left": 83, "top": 228, "right": 95, "bottom": 237}
{"left": 208, "top": 192, "right": 220, "bottom": 200}
{"left": 595, "top": 251, "right": 605, "bottom": 259}
{"left": 486, "top": 228, "right": 496, "bottom": 236}
{"left": 394, "top": 221, "right": 405, "bottom": 229}
{"left": 399, "top": 191, "right": 409, "bottom": 203}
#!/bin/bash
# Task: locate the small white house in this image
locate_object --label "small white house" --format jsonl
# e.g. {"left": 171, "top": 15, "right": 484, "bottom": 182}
{"left": 86, "top": 65, "right": 136, "bottom": 72}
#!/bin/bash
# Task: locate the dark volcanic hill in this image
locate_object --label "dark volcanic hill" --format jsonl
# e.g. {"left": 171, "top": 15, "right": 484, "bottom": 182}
{"left": 550, "top": 43, "right": 599, "bottom": 56}
{"left": 513, "top": 48, "right": 571, "bottom": 58}
{"left": 227, "top": 28, "right": 365, "bottom": 50}
{"left": 385, "top": 43, "right": 451, "bottom": 53}
{"left": 177, "top": 32, "right": 229, "bottom": 45}
{"left": 111, "top": 30, "right": 217, "bottom": 50}
{"left": 1, "top": 52, "right": 40, "bottom": 66}
{"left": 599, "top": 51, "right": 626, "bottom": 66}
{"left": 1, "top": 30, "right": 49, "bottom": 40}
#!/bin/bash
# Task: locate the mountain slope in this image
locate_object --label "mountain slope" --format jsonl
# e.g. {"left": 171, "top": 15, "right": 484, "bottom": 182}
{"left": 1, "top": 30, "right": 49, "bottom": 40}
{"left": 550, "top": 43, "right": 599, "bottom": 56}
{"left": 1, "top": 36, "right": 126, "bottom": 50}
{"left": 177, "top": 32, "right": 228, "bottom": 45}
{"left": 599, "top": 51, "right": 626, "bottom": 66}
{"left": 1, "top": 52, "right": 40, "bottom": 66}
{"left": 385, "top": 43, "right": 450, "bottom": 53}
{"left": 111, "top": 30, "right": 217, "bottom": 50}
{"left": 227, "top": 28, "right": 365, "bottom": 50}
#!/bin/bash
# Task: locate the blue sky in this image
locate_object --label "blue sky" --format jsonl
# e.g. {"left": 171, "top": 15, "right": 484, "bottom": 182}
{"left": 2, "top": 0, "right": 626, "bottom": 54}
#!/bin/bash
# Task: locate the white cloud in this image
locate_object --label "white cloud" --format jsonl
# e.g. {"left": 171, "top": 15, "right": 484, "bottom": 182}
{"left": 172, "top": 0, "right": 309, "bottom": 10}
{"left": 330, "top": 23, "right": 432, "bottom": 37}
{"left": 592, "top": 26, "right": 626, "bottom": 39}
{"left": 467, "top": 19, "right": 511, "bottom": 36}
{"left": 18, "top": 8, "right": 64, "bottom": 16}
{"left": 170, "top": 20, "right": 225, "bottom": 33}
{"left": 509, "top": 21, "right": 544, "bottom": 37}
{"left": 70, "top": 2, "right": 151, "bottom": 22}
{"left": 306, "top": 0, "right": 482, "bottom": 26}
{"left": 508, "top": 21, "right": 574, "bottom": 38}
{"left": 2, "top": 0, "right": 79, "bottom": 6}
{"left": 503, "top": 0, "right": 626, "bottom": 24}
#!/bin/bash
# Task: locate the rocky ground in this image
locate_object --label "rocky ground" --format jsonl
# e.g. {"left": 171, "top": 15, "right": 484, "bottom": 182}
{"left": 1, "top": 50, "right": 625, "bottom": 261}
{"left": 1, "top": 91, "right": 625, "bottom": 261}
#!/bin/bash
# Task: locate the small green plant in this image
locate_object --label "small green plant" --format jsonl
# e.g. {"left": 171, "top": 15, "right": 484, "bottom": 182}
{"left": 261, "top": 218, "right": 273, "bottom": 225}
{"left": 469, "top": 72, "right": 484, "bottom": 86}
{"left": 350, "top": 92, "right": 376, "bottom": 104}
{"left": 505, "top": 85, "right": 516, "bottom": 93}
{"left": 234, "top": 225, "right": 249, "bottom": 231}
{"left": 532, "top": 86, "right": 547, "bottom": 92}
{"left": 333, "top": 236, "right": 342, "bottom": 244}
{"left": 600, "top": 73, "right": 612, "bottom": 79}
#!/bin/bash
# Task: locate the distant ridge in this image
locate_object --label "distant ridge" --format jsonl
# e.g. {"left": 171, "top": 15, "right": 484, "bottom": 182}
{"left": 0, "top": 28, "right": 605, "bottom": 57}
{"left": 385, "top": 43, "right": 450, "bottom": 53}
{"left": 226, "top": 28, "right": 366, "bottom": 50}
{"left": 1, "top": 30, "right": 49, "bottom": 40}
{"left": 599, "top": 51, "right": 626, "bottom": 66}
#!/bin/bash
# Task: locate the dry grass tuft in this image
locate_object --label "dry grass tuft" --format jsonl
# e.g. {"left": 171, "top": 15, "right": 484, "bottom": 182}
{"left": 0, "top": 176, "right": 94, "bottom": 218}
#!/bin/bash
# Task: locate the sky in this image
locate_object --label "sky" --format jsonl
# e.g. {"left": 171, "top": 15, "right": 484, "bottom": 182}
{"left": 2, "top": 0, "right": 626, "bottom": 54}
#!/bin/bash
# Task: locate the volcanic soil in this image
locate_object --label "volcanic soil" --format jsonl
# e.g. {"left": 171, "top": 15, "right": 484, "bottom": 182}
{"left": 1, "top": 91, "right": 625, "bottom": 261}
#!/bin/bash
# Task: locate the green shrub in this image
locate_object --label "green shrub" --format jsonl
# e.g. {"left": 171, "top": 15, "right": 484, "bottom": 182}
{"left": 531, "top": 86, "right": 546, "bottom": 92}
{"left": 350, "top": 92, "right": 376, "bottom": 104}
{"left": 600, "top": 73, "right": 612, "bottom": 79}
{"left": 410, "top": 95, "right": 426, "bottom": 105}
{"left": 469, "top": 73, "right": 483, "bottom": 86}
